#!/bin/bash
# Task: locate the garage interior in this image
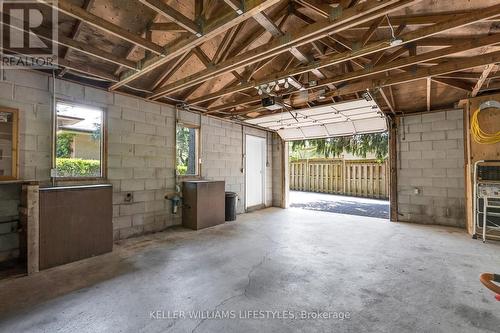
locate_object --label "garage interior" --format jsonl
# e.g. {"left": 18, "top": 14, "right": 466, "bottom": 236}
{"left": 1, "top": 0, "right": 500, "bottom": 332}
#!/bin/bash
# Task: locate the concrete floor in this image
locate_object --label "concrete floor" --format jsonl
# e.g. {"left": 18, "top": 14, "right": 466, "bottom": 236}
{"left": 0, "top": 208, "right": 499, "bottom": 332}
{"left": 290, "top": 191, "right": 390, "bottom": 219}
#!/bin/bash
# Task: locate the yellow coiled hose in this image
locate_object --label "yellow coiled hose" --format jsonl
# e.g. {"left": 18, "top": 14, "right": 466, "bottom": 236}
{"left": 471, "top": 101, "right": 500, "bottom": 144}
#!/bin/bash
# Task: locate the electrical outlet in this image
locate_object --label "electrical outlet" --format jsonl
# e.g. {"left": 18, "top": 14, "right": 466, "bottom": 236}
{"left": 124, "top": 192, "right": 133, "bottom": 203}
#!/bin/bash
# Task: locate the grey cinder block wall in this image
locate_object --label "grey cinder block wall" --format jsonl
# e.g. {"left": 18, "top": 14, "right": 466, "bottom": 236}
{"left": 0, "top": 69, "right": 282, "bottom": 243}
{"left": 397, "top": 109, "right": 465, "bottom": 227}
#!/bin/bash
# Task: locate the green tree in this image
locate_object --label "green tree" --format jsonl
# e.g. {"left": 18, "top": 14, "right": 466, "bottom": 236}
{"left": 291, "top": 132, "right": 388, "bottom": 161}
{"left": 91, "top": 123, "right": 101, "bottom": 142}
{"left": 56, "top": 132, "right": 76, "bottom": 158}
{"left": 176, "top": 126, "right": 197, "bottom": 175}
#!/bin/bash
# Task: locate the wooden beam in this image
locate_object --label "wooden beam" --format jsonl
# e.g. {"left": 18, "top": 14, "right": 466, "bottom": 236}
{"left": 195, "top": 0, "right": 204, "bottom": 21}
{"left": 295, "top": 0, "right": 332, "bottom": 18}
{"left": 334, "top": 50, "right": 500, "bottom": 97}
{"left": 1, "top": 18, "right": 137, "bottom": 70}
{"left": 187, "top": 30, "right": 500, "bottom": 106}
{"left": 437, "top": 72, "right": 500, "bottom": 80}
{"left": 39, "top": 0, "right": 165, "bottom": 55}
{"left": 223, "top": 0, "right": 243, "bottom": 14}
{"left": 478, "top": 79, "right": 500, "bottom": 93}
{"left": 114, "top": 12, "right": 164, "bottom": 76}
{"left": 253, "top": 12, "right": 282, "bottom": 37}
{"left": 329, "top": 34, "right": 353, "bottom": 50}
{"left": 340, "top": 0, "right": 359, "bottom": 9}
{"left": 110, "top": 0, "right": 281, "bottom": 90}
{"left": 137, "top": 0, "right": 200, "bottom": 35}
{"left": 216, "top": 23, "right": 245, "bottom": 63}
{"left": 361, "top": 16, "right": 385, "bottom": 46}
{"left": 378, "top": 46, "right": 408, "bottom": 65}
{"left": 252, "top": 11, "right": 321, "bottom": 77}
{"left": 471, "top": 64, "right": 496, "bottom": 97}
{"left": 379, "top": 87, "right": 395, "bottom": 114}
{"left": 149, "top": 0, "right": 418, "bottom": 99}
{"left": 57, "top": 58, "right": 119, "bottom": 82}
{"left": 225, "top": 2, "right": 289, "bottom": 59}
{"left": 348, "top": 11, "right": 500, "bottom": 30}
{"left": 193, "top": 47, "right": 211, "bottom": 66}
{"left": 151, "top": 51, "right": 192, "bottom": 90}
{"left": 56, "top": 33, "right": 137, "bottom": 70}
{"left": 291, "top": 6, "right": 316, "bottom": 25}
{"left": 59, "top": 0, "right": 95, "bottom": 77}
{"left": 149, "top": 23, "right": 187, "bottom": 32}
{"left": 209, "top": 48, "right": 500, "bottom": 112}
{"left": 431, "top": 77, "right": 474, "bottom": 92}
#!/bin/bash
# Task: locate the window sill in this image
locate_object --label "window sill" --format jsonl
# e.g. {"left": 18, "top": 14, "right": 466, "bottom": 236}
{"left": 51, "top": 177, "right": 108, "bottom": 186}
{"left": 177, "top": 175, "right": 202, "bottom": 181}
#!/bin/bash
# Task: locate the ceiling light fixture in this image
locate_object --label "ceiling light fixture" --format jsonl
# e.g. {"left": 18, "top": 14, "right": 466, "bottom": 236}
{"left": 386, "top": 15, "right": 403, "bottom": 47}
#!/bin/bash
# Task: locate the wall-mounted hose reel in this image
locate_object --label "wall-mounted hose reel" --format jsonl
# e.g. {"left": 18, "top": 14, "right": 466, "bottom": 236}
{"left": 471, "top": 100, "right": 500, "bottom": 144}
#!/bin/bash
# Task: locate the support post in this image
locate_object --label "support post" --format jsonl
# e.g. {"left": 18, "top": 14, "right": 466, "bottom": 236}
{"left": 388, "top": 115, "right": 399, "bottom": 222}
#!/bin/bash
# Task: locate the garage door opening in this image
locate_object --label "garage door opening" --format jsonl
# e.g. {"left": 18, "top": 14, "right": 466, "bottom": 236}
{"left": 288, "top": 133, "right": 390, "bottom": 219}
{"left": 245, "top": 97, "right": 391, "bottom": 219}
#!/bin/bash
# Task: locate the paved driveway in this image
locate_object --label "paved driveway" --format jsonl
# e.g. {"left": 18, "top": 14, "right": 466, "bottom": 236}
{"left": 289, "top": 191, "right": 390, "bottom": 219}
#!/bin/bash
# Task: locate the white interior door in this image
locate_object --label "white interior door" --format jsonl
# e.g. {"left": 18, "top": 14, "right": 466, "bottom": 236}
{"left": 245, "top": 135, "right": 266, "bottom": 208}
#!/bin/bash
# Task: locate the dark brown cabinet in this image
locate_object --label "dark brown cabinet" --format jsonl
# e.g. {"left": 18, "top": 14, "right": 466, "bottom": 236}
{"left": 182, "top": 181, "right": 225, "bottom": 230}
{"left": 39, "top": 184, "right": 113, "bottom": 269}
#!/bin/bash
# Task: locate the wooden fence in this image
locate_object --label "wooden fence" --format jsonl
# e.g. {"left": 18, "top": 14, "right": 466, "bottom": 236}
{"left": 289, "top": 159, "right": 389, "bottom": 199}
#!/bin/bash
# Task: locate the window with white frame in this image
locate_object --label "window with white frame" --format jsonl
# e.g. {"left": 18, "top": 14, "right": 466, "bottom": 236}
{"left": 55, "top": 101, "right": 104, "bottom": 178}
{"left": 176, "top": 123, "right": 199, "bottom": 176}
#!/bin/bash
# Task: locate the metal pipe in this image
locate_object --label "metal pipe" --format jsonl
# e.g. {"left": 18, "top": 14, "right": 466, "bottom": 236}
{"left": 51, "top": 70, "right": 57, "bottom": 186}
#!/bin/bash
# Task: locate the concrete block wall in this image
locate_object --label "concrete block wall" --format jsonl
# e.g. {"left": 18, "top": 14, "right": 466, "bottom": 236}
{"left": 0, "top": 69, "right": 278, "bottom": 242}
{"left": 180, "top": 111, "right": 274, "bottom": 214}
{"left": 397, "top": 109, "right": 465, "bottom": 227}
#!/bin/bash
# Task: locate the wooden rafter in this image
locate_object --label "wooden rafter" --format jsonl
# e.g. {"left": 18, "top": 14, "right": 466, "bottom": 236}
{"left": 253, "top": 11, "right": 323, "bottom": 79}
{"left": 295, "top": 0, "right": 332, "bottom": 18}
{"left": 58, "top": 0, "right": 95, "bottom": 77}
{"left": 114, "top": 12, "right": 163, "bottom": 76}
{"left": 207, "top": 47, "right": 500, "bottom": 113}
{"left": 471, "top": 64, "right": 496, "bottom": 97}
{"left": 150, "top": 51, "right": 192, "bottom": 90}
{"left": 110, "top": 0, "right": 281, "bottom": 90}
{"left": 361, "top": 16, "right": 385, "bottom": 46}
{"left": 58, "top": 58, "right": 119, "bottom": 82}
{"left": 223, "top": 0, "right": 243, "bottom": 14}
{"left": 379, "top": 87, "right": 396, "bottom": 114}
{"left": 149, "top": 0, "right": 418, "bottom": 99}
{"left": 39, "top": 0, "right": 164, "bottom": 55}
{"left": 212, "top": 23, "right": 244, "bottom": 64}
{"left": 349, "top": 11, "right": 500, "bottom": 30}
{"left": 431, "top": 77, "right": 474, "bottom": 93}
{"left": 328, "top": 51, "right": 500, "bottom": 100}
{"left": 186, "top": 26, "right": 500, "bottom": 106}
{"left": 137, "top": 0, "right": 200, "bottom": 35}
{"left": 149, "top": 23, "right": 187, "bottom": 32}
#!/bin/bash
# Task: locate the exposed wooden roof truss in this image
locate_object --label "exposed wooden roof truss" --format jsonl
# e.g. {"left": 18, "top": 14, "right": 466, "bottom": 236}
{"left": 2, "top": 0, "right": 499, "bottom": 120}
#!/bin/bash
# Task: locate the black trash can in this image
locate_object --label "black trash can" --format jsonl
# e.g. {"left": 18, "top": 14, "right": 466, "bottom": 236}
{"left": 225, "top": 192, "right": 238, "bottom": 221}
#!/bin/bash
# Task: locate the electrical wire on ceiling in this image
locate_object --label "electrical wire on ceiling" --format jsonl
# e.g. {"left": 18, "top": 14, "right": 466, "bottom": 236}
{"left": 386, "top": 15, "right": 403, "bottom": 46}
{"left": 471, "top": 101, "right": 500, "bottom": 144}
